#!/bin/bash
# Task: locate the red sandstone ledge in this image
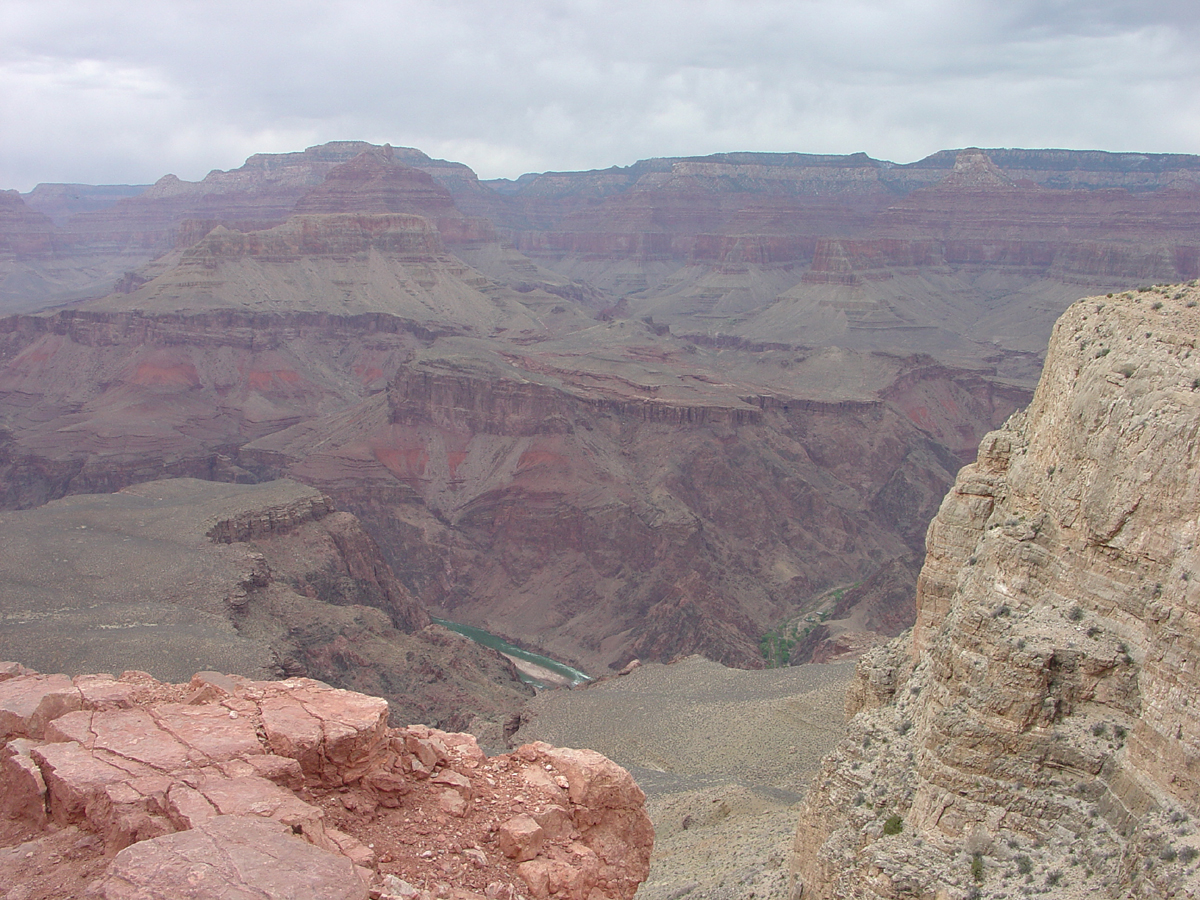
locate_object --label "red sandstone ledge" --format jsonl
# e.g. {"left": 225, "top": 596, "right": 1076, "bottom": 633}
{"left": 0, "top": 663, "right": 653, "bottom": 900}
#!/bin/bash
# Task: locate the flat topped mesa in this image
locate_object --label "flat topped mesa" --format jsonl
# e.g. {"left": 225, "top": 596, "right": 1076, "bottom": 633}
{"left": 0, "top": 664, "right": 653, "bottom": 900}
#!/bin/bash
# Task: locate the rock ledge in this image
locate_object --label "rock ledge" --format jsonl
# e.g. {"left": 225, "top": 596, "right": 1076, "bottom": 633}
{"left": 0, "top": 664, "right": 652, "bottom": 900}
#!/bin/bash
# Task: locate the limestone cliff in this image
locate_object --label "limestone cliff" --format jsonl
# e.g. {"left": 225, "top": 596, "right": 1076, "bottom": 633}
{"left": 793, "top": 281, "right": 1200, "bottom": 898}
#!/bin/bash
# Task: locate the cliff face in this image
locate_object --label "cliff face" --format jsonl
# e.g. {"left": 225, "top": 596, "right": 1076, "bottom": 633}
{"left": 793, "top": 281, "right": 1200, "bottom": 899}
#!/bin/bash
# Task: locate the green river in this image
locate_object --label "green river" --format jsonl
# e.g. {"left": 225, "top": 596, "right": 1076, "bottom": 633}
{"left": 431, "top": 617, "right": 591, "bottom": 688}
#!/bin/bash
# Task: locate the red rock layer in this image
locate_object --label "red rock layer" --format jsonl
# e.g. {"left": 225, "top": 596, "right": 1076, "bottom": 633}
{"left": 0, "top": 664, "right": 653, "bottom": 900}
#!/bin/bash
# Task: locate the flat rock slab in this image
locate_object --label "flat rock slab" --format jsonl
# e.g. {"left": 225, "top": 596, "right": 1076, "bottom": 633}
{"left": 100, "top": 814, "right": 367, "bottom": 900}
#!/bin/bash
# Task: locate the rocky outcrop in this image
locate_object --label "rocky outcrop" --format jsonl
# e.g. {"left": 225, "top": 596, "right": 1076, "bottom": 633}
{"left": 792, "top": 281, "right": 1200, "bottom": 898}
{"left": 0, "top": 665, "right": 653, "bottom": 900}
{"left": 0, "top": 478, "right": 531, "bottom": 734}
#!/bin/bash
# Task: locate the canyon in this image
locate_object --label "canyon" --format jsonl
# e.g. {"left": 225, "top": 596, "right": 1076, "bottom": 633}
{"left": 2, "top": 139, "right": 1200, "bottom": 897}
{"left": 1, "top": 140, "right": 1198, "bottom": 689}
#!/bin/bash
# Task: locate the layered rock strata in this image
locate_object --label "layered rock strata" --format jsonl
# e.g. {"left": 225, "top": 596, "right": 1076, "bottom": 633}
{"left": 793, "top": 281, "right": 1200, "bottom": 898}
{"left": 0, "top": 664, "right": 652, "bottom": 900}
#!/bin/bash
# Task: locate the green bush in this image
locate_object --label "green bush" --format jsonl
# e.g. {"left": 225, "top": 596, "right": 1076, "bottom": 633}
{"left": 971, "top": 853, "right": 984, "bottom": 882}
{"left": 883, "top": 815, "right": 903, "bottom": 835}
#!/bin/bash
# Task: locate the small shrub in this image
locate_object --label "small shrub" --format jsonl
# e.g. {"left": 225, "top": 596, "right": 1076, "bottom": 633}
{"left": 1095, "top": 347, "right": 1109, "bottom": 357}
{"left": 1016, "top": 855, "right": 1033, "bottom": 875}
{"left": 993, "top": 604, "right": 1011, "bottom": 618}
{"left": 971, "top": 852, "right": 985, "bottom": 882}
{"left": 1179, "top": 847, "right": 1199, "bottom": 863}
{"left": 1092, "top": 722, "right": 1108, "bottom": 737}
{"left": 1087, "top": 625, "right": 1102, "bottom": 638}
{"left": 898, "top": 720, "right": 913, "bottom": 736}
{"left": 1153, "top": 301, "right": 1164, "bottom": 310}
{"left": 1114, "top": 724, "right": 1129, "bottom": 740}
{"left": 1107, "top": 293, "right": 1114, "bottom": 298}
{"left": 1067, "top": 605, "right": 1084, "bottom": 622}
{"left": 1117, "top": 364, "right": 1137, "bottom": 377}
{"left": 883, "top": 814, "right": 903, "bottom": 835}
{"left": 1188, "top": 300, "right": 1198, "bottom": 308}
{"left": 1046, "top": 870, "right": 1063, "bottom": 887}
{"left": 1016, "top": 638, "right": 1027, "bottom": 650}
{"left": 1161, "top": 847, "right": 1178, "bottom": 862}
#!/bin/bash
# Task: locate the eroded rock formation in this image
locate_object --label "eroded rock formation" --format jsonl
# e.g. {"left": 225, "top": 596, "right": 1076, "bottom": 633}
{"left": 0, "top": 665, "right": 652, "bottom": 900}
{"left": 792, "top": 281, "right": 1200, "bottom": 898}
{"left": 0, "top": 478, "right": 531, "bottom": 734}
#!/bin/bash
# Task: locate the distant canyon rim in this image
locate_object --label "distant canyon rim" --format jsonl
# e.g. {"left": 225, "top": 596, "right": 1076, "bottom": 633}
{"left": 1, "top": 140, "right": 1198, "bottom": 707}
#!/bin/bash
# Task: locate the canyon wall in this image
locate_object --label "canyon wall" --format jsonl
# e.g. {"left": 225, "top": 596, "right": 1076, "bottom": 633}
{"left": 793, "top": 281, "right": 1200, "bottom": 898}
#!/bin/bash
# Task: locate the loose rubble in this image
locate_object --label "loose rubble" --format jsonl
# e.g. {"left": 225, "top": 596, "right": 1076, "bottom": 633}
{"left": 0, "top": 663, "right": 653, "bottom": 900}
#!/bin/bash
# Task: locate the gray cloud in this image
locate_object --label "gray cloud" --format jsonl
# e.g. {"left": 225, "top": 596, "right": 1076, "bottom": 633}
{"left": 2, "top": 0, "right": 1197, "bottom": 190}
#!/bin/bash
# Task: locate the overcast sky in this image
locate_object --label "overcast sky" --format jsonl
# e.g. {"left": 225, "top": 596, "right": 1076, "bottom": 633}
{"left": 2, "top": 0, "right": 1198, "bottom": 190}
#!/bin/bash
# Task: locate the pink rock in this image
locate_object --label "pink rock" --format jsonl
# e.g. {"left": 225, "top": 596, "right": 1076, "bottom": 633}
{"left": 497, "top": 814, "right": 545, "bottom": 862}
{"left": 0, "top": 673, "right": 82, "bottom": 739}
{"left": 152, "top": 702, "right": 263, "bottom": 763}
{"left": 235, "top": 753, "right": 305, "bottom": 791}
{"left": 89, "top": 708, "right": 192, "bottom": 772}
{"left": 293, "top": 685, "right": 388, "bottom": 783}
{"left": 432, "top": 768, "right": 473, "bottom": 800}
{"left": 533, "top": 805, "right": 573, "bottom": 840}
{"left": 42, "top": 709, "right": 94, "bottom": 745}
{"left": 0, "top": 738, "right": 48, "bottom": 827}
{"left": 326, "top": 826, "right": 376, "bottom": 867}
{"left": 75, "top": 674, "right": 140, "bottom": 710}
{"left": 165, "top": 783, "right": 218, "bottom": 829}
{"left": 32, "top": 741, "right": 143, "bottom": 825}
{"left": 0, "top": 661, "right": 33, "bottom": 682}
{"left": 193, "top": 773, "right": 330, "bottom": 848}
{"left": 259, "top": 694, "right": 323, "bottom": 779}
{"left": 437, "top": 787, "right": 469, "bottom": 818}
{"left": 99, "top": 814, "right": 367, "bottom": 900}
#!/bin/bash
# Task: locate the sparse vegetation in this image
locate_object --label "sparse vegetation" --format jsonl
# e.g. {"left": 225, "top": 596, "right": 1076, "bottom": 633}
{"left": 1092, "top": 723, "right": 1107, "bottom": 737}
{"left": 759, "top": 622, "right": 802, "bottom": 667}
{"left": 883, "top": 814, "right": 903, "bottom": 835}
{"left": 971, "top": 852, "right": 985, "bottom": 882}
{"left": 1067, "top": 605, "right": 1084, "bottom": 622}
{"left": 1180, "top": 847, "right": 1199, "bottom": 863}
{"left": 1016, "top": 855, "right": 1033, "bottom": 875}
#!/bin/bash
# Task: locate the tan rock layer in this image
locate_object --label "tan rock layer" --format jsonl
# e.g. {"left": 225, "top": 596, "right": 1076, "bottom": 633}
{"left": 793, "top": 282, "right": 1200, "bottom": 899}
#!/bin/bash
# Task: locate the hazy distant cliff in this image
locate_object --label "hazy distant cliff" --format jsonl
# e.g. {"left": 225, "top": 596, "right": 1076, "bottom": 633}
{"left": 793, "top": 281, "right": 1200, "bottom": 898}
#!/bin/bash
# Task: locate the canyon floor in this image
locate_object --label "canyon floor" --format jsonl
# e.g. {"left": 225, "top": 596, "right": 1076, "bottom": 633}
{"left": 512, "top": 656, "right": 857, "bottom": 900}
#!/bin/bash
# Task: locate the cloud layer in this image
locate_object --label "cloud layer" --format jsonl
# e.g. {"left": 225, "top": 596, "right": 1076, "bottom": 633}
{"left": 2, "top": 0, "right": 1198, "bottom": 189}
